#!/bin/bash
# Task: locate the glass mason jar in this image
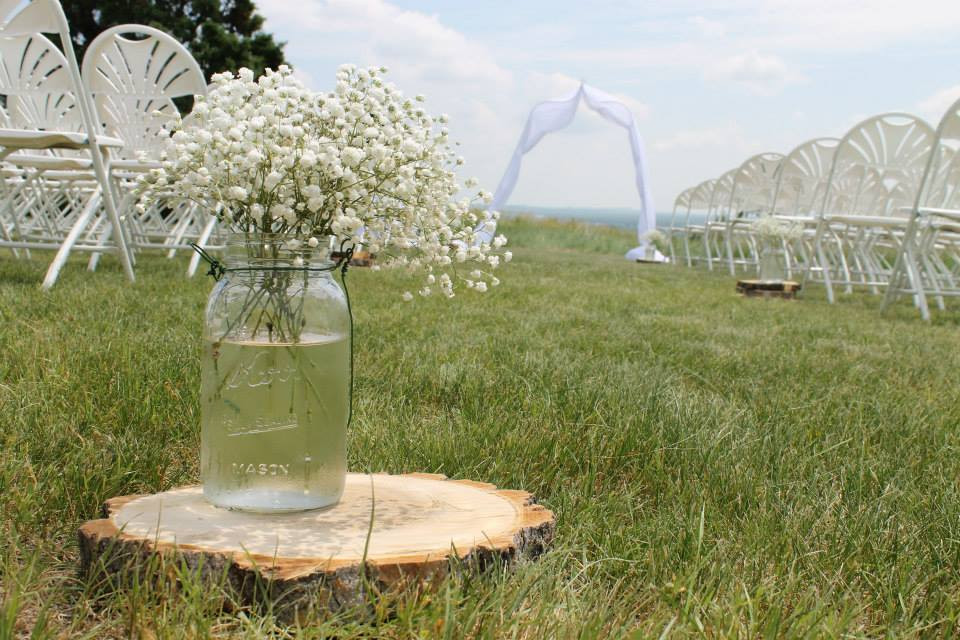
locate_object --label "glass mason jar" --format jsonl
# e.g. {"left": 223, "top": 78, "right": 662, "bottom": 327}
{"left": 200, "top": 234, "right": 351, "bottom": 512}
{"left": 758, "top": 238, "right": 786, "bottom": 283}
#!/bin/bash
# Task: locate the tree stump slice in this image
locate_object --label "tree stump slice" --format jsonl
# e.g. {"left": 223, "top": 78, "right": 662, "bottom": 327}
{"left": 78, "top": 473, "right": 554, "bottom": 620}
{"left": 349, "top": 251, "right": 376, "bottom": 267}
{"left": 332, "top": 250, "right": 376, "bottom": 267}
{"left": 736, "top": 279, "right": 801, "bottom": 299}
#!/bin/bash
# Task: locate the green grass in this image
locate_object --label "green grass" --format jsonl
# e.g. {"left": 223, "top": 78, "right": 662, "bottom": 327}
{"left": 2, "top": 217, "right": 960, "bottom": 638}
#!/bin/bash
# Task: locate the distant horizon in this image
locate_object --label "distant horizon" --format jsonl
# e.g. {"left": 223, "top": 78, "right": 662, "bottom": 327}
{"left": 502, "top": 204, "right": 686, "bottom": 231}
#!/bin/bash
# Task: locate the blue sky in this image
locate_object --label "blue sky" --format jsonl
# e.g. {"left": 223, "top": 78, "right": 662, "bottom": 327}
{"left": 256, "top": 0, "right": 960, "bottom": 211}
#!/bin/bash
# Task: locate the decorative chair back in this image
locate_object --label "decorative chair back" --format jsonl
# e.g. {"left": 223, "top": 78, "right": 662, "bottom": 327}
{"left": 821, "top": 113, "right": 935, "bottom": 219}
{"left": 0, "top": 0, "right": 136, "bottom": 285}
{"left": 685, "top": 179, "right": 716, "bottom": 227}
{"left": 727, "top": 152, "right": 783, "bottom": 219}
{"left": 0, "top": 0, "right": 100, "bottom": 135}
{"left": 923, "top": 147, "right": 960, "bottom": 211}
{"left": 81, "top": 24, "right": 206, "bottom": 160}
{"left": 705, "top": 169, "right": 737, "bottom": 223}
{"left": 668, "top": 187, "right": 692, "bottom": 231}
{"left": 0, "top": 33, "right": 82, "bottom": 131}
{"left": 770, "top": 137, "right": 839, "bottom": 217}
{"left": 914, "top": 97, "right": 960, "bottom": 211}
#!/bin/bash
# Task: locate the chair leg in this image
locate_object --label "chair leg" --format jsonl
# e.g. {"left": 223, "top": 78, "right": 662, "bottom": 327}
{"left": 166, "top": 206, "right": 193, "bottom": 258}
{"left": 42, "top": 190, "right": 102, "bottom": 290}
{"left": 906, "top": 242, "right": 930, "bottom": 321}
{"left": 814, "top": 222, "right": 835, "bottom": 303}
{"left": 704, "top": 227, "right": 714, "bottom": 271}
{"left": 725, "top": 226, "right": 736, "bottom": 276}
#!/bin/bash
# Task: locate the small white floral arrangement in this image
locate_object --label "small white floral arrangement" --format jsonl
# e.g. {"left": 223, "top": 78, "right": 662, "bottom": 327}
{"left": 137, "top": 64, "right": 508, "bottom": 300}
{"left": 751, "top": 216, "right": 802, "bottom": 242}
{"left": 642, "top": 229, "right": 668, "bottom": 251}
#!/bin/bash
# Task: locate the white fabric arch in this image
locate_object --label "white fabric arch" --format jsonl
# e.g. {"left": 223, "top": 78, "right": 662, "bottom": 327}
{"left": 483, "top": 83, "right": 662, "bottom": 261}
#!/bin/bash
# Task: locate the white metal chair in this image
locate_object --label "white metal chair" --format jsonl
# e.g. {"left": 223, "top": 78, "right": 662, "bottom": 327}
{"left": 0, "top": 32, "right": 127, "bottom": 279}
{"left": 883, "top": 97, "right": 960, "bottom": 319}
{"left": 770, "top": 138, "right": 839, "bottom": 219}
{"left": 0, "top": 33, "right": 83, "bottom": 255}
{"left": 666, "top": 187, "right": 693, "bottom": 263}
{"left": 721, "top": 152, "right": 784, "bottom": 276}
{"left": 768, "top": 137, "right": 840, "bottom": 279}
{"left": 702, "top": 169, "right": 737, "bottom": 271}
{"left": 810, "top": 113, "right": 935, "bottom": 302}
{"left": 81, "top": 24, "right": 211, "bottom": 273}
{"left": 0, "top": 0, "right": 135, "bottom": 287}
{"left": 681, "top": 179, "right": 715, "bottom": 267}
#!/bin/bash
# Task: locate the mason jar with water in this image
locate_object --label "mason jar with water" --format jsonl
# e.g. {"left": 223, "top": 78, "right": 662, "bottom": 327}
{"left": 200, "top": 235, "right": 351, "bottom": 512}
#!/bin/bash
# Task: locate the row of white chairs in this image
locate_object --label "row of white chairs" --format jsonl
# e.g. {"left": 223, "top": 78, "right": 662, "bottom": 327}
{"left": 665, "top": 97, "right": 960, "bottom": 320}
{"left": 0, "top": 0, "right": 219, "bottom": 288}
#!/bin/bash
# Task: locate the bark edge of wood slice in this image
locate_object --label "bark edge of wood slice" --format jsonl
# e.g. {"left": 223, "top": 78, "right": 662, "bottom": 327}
{"left": 736, "top": 279, "right": 801, "bottom": 298}
{"left": 78, "top": 472, "right": 555, "bottom": 619}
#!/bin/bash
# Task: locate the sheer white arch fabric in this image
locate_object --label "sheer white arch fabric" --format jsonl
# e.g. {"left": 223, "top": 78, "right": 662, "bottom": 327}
{"left": 484, "top": 83, "right": 660, "bottom": 261}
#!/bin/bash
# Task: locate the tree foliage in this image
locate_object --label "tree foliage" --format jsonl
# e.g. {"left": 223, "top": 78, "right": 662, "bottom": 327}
{"left": 65, "top": 0, "right": 287, "bottom": 81}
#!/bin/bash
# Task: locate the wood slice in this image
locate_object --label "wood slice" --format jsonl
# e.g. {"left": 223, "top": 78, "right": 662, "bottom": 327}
{"left": 736, "top": 279, "right": 801, "bottom": 299}
{"left": 78, "top": 473, "right": 554, "bottom": 620}
{"left": 331, "top": 250, "right": 376, "bottom": 267}
{"left": 349, "top": 251, "right": 375, "bottom": 267}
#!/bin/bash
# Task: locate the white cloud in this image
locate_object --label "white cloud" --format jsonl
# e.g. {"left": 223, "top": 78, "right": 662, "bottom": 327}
{"left": 706, "top": 51, "right": 796, "bottom": 95}
{"left": 689, "top": 15, "right": 725, "bottom": 38}
{"left": 258, "top": 0, "right": 510, "bottom": 89}
{"left": 653, "top": 123, "right": 753, "bottom": 152}
{"left": 916, "top": 85, "right": 960, "bottom": 123}
{"left": 289, "top": 66, "right": 316, "bottom": 89}
{"left": 738, "top": 0, "right": 960, "bottom": 53}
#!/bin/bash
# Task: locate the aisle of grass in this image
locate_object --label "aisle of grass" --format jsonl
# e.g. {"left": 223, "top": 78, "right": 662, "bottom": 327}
{"left": 1, "top": 217, "right": 960, "bottom": 638}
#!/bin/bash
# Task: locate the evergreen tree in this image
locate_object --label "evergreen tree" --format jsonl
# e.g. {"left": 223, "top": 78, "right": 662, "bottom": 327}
{"left": 64, "top": 0, "right": 287, "bottom": 80}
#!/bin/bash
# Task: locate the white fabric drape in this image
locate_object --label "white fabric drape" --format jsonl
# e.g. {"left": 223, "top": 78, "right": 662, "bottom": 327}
{"left": 482, "top": 83, "right": 662, "bottom": 262}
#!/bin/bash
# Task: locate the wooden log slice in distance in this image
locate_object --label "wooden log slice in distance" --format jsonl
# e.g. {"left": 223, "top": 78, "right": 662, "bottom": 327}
{"left": 331, "top": 250, "right": 376, "bottom": 267}
{"left": 349, "top": 251, "right": 376, "bottom": 267}
{"left": 78, "top": 473, "right": 554, "bottom": 620}
{"left": 736, "top": 279, "right": 802, "bottom": 299}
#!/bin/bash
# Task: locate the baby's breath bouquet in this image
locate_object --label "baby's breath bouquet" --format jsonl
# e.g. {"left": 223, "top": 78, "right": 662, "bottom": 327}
{"left": 751, "top": 215, "right": 801, "bottom": 282}
{"left": 138, "top": 65, "right": 511, "bottom": 511}
{"left": 138, "top": 64, "right": 508, "bottom": 307}
{"left": 642, "top": 229, "right": 668, "bottom": 252}
{"left": 751, "top": 215, "right": 802, "bottom": 242}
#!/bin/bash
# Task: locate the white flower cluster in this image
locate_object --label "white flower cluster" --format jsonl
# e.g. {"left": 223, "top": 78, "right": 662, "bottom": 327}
{"left": 138, "top": 65, "right": 507, "bottom": 298}
{"left": 751, "top": 215, "right": 802, "bottom": 241}
{"left": 642, "top": 229, "right": 668, "bottom": 249}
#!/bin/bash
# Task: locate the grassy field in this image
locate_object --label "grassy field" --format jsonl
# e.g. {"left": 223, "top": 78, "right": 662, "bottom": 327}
{"left": 2, "top": 217, "right": 960, "bottom": 638}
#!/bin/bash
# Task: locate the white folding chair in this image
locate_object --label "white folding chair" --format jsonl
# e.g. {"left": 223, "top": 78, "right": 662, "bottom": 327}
{"left": 722, "top": 152, "right": 784, "bottom": 276}
{"left": 81, "top": 24, "right": 211, "bottom": 273}
{"left": 768, "top": 137, "right": 840, "bottom": 279}
{"left": 883, "top": 97, "right": 960, "bottom": 319}
{"left": 681, "top": 179, "right": 715, "bottom": 267}
{"left": 666, "top": 187, "right": 693, "bottom": 264}
{"left": 702, "top": 169, "right": 737, "bottom": 271}
{"left": 0, "top": 32, "right": 127, "bottom": 279}
{"left": 0, "top": 0, "right": 135, "bottom": 287}
{"left": 810, "top": 113, "right": 935, "bottom": 303}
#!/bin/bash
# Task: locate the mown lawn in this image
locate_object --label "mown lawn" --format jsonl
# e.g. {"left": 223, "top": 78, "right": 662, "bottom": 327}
{"left": 1, "top": 217, "right": 960, "bottom": 638}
